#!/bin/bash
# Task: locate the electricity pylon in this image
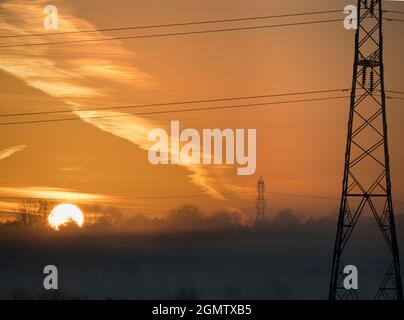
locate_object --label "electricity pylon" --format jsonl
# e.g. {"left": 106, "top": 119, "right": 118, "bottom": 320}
{"left": 256, "top": 175, "right": 266, "bottom": 224}
{"left": 329, "top": 0, "right": 403, "bottom": 300}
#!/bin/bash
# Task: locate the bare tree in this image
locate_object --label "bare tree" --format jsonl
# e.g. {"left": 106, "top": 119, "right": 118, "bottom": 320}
{"left": 15, "top": 198, "right": 53, "bottom": 226}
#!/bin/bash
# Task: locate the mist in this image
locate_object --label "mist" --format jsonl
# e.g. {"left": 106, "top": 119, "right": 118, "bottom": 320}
{"left": 1, "top": 205, "right": 403, "bottom": 300}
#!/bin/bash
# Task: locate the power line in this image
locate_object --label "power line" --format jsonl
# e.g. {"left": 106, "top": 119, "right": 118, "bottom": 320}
{"left": 0, "top": 191, "right": 340, "bottom": 202}
{"left": 116, "top": 191, "right": 340, "bottom": 201}
{"left": 0, "top": 88, "right": 350, "bottom": 118}
{"left": 0, "top": 18, "right": 343, "bottom": 49}
{"left": 389, "top": 96, "right": 404, "bottom": 101}
{"left": 0, "top": 9, "right": 343, "bottom": 39}
{"left": 267, "top": 191, "right": 338, "bottom": 201}
{"left": 12, "top": 93, "right": 404, "bottom": 127}
{"left": 384, "top": 10, "right": 404, "bottom": 15}
{"left": 385, "top": 18, "right": 404, "bottom": 22}
{"left": 4, "top": 189, "right": 404, "bottom": 204}
{"left": 358, "top": 88, "right": 404, "bottom": 97}
{"left": 386, "top": 90, "right": 404, "bottom": 95}
{"left": 0, "top": 95, "right": 351, "bottom": 127}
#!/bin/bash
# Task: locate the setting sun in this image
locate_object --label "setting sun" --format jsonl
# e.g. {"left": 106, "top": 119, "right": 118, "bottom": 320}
{"left": 48, "top": 204, "right": 84, "bottom": 231}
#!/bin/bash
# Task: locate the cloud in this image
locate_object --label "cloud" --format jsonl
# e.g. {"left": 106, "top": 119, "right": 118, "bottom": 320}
{"left": 60, "top": 167, "right": 87, "bottom": 172}
{"left": 0, "top": 0, "right": 229, "bottom": 201}
{"left": 0, "top": 145, "right": 27, "bottom": 160}
{"left": 0, "top": 186, "right": 109, "bottom": 201}
{"left": 0, "top": 1, "right": 154, "bottom": 99}
{"left": 74, "top": 109, "right": 226, "bottom": 200}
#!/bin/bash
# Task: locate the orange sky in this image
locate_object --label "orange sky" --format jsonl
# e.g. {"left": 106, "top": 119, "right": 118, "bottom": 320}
{"left": 0, "top": 0, "right": 403, "bottom": 220}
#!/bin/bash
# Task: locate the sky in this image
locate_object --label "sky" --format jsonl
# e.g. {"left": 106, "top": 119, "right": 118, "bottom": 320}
{"left": 0, "top": 0, "right": 403, "bottom": 220}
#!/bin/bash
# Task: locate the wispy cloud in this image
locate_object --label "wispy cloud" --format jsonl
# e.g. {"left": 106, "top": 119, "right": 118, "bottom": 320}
{"left": 0, "top": 0, "right": 228, "bottom": 200}
{"left": 60, "top": 167, "right": 87, "bottom": 172}
{"left": 74, "top": 109, "right": 226, "bottom": 200}
{"left": 0, "top": 1, "right": 154, "bottom": 99}
{"left": 0, "top": 145, "right": 27, "bottom": 160}
{"left": 0, "top": 186, "right": 109, "bottom": 201}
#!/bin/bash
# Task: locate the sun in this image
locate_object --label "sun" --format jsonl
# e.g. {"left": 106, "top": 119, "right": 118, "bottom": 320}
{"left": 48, "top": 203, "right": 84, "bottom": 231}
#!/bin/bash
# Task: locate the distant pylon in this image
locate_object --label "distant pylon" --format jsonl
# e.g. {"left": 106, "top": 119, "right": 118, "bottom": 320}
{"left": 256, "top": 175, "right": 266, "bottom": 224}
{"left": 329, "top": 0, "right": 402, "bottom": 300}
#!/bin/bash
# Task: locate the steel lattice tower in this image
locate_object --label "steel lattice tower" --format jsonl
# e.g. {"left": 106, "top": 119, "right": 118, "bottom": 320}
{"left": 329, "top": 0, "right": 402, "bottom": 300}
{"left": 256, "top": 175, "right": 266, "bottom": 224}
